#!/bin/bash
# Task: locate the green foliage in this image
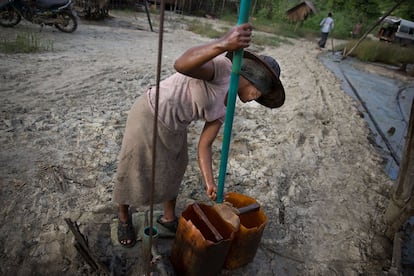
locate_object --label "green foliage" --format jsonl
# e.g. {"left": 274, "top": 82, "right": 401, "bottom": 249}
{"left": 185, "top": 0, "right": 413, "bottom": 70}
{"left": 379, "top": 0, "right": 414, "bottom": 21}
{"left": 186, "top": 19, "right": 226, "bottom": 39}
{"left": 185, "top": 17, "right": 292, "bottom": 48}
{"left": 252, "top": 33, "right": 293, "bottom": 47}
{"left": 342, "top": 40, "right": 414, "bottom": 65}
{"left": 352, "top": 0, "right": 380, "bottom": 18}
{"left": 394, "top": 0, "right": 414, "bottom": 21}
{"left": 256, "top": 7, "right": 271, "bottom": 20}
{"left": 188, "top": 0, "right": 411, "bottom": 37}
{"left": 252, "top": 17, "right": 306, "bottom": 39}
{"left": 0, "top": 32, "right": 53, "bottom": 53}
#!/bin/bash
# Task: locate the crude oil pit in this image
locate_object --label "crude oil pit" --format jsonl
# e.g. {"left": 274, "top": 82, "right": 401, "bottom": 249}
{"left": 320, "top": 52, "right": 414, "bottom": 180}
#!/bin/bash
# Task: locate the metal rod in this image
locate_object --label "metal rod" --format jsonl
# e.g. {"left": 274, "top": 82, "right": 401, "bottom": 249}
{"left": 148, "top": 0, "right": 165, "bottom": 274}
{"left": 217, "top": 0, "right": 252, "bottom": 203}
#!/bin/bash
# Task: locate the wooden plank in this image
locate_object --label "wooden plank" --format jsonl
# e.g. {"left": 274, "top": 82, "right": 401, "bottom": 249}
{"left": 193, "top": 203, "right": 223, "bottom": 242}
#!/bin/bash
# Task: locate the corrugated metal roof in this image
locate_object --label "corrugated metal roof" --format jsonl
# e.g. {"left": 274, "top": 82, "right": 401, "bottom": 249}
{"left": 286, "top": 0, "right": 317, "bottom": 14}
{"left": 304, "top": 0, "right": 317, "bottom": 13}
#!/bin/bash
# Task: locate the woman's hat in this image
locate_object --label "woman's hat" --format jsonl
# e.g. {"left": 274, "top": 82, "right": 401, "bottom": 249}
{"left": 226, "top": 50, "right": 285, "bottom": 108}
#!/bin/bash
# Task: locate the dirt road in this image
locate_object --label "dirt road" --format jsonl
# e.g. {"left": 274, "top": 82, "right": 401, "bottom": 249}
{"left": 0, "top": 10, "right": 395, "bottom": 275}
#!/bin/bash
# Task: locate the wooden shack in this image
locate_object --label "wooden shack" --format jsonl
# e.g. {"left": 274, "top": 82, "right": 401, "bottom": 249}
{"left": 73, "top": 0, "right": 110, "bottom": 19}
{"left": 286, "top": 0, "right": 317, "bottom": 22}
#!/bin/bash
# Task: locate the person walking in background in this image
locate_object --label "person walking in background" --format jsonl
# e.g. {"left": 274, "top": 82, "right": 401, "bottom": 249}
{"left": 351, "top": 22, "right": 363, "bottom": 38}
{"left": 318, "top": 12, "right": 334, "bottom": 49}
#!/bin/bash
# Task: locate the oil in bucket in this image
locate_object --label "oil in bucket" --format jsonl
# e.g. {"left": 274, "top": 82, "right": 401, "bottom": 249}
{"left": 223, "top": 192, "right": 267, "bottom": 269}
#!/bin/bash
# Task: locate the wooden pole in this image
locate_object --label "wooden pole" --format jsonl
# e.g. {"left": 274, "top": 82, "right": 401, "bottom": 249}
{"left": 147, "top": 0, "right": 165, "bottom": 274}
{"left": 342, "top": 0, "right": 405, "bottom": 59}
{"left": 144, "top": 0, "right": 153, "bottom": 32}
{"left": 384, "top": 99, "right": 414, "bottom": 239}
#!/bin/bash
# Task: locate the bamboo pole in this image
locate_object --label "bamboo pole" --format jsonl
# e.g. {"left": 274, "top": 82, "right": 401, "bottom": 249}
{"left": 388, "top": 231, "right": 403, "bottom": 275}
{"left": 384, "top": 99, "right": 414, "bottom": 239}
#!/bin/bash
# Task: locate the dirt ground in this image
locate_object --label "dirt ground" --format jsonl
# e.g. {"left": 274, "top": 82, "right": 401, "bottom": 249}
{"left": 0, "top": 9, "right": 406, "bottom": 275}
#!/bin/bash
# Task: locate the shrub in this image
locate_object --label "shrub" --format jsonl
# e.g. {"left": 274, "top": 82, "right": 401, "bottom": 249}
{"left": 343, "top": 39, "right": 414, "bottom": 66}
{"left": 0, "top": 32, "right": 53, "bottom": 53}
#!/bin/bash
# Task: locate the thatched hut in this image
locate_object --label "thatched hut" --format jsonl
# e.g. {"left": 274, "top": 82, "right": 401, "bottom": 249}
{"left": 286, "top": 0, "right": 317, "bottom": 22}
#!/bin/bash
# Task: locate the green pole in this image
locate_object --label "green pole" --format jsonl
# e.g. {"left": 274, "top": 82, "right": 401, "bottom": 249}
{"left": 216, "top": 0, "right": 252, "bottom": 203}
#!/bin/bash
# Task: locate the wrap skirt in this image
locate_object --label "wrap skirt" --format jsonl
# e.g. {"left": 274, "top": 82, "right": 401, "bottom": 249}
{"left": 112, "top": 95, "right": 189, "bottom": 207}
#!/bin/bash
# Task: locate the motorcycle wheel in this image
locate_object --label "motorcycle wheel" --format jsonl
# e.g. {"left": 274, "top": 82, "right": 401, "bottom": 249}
{"left": 55, "top": 12, "right": 77, "bottom": 33}
{"left": 0, "top": 7, "right": 21, "bottom": 27}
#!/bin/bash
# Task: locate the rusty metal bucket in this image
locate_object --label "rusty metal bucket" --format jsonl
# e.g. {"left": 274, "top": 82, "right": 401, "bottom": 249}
{"left": 223, "top": 192, "right": 267, "bottom": 269}
{"left": 170, "top": 203, "right": 235, "bottom": 276}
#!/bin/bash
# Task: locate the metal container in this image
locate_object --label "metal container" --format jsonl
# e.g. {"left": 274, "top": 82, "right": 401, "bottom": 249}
{"left": 223, "top": 192, "right": 267, "bottom": 269}
{"left": 170, "top": 203, "right": 235, "bottom": 276}
{"left": 142, "top": 226, "right": 159, "bottom": 266}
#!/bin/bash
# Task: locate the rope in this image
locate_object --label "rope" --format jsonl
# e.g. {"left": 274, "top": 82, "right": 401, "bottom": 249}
{"left": 147, "top": 1, "right": 165, "bottom": 274}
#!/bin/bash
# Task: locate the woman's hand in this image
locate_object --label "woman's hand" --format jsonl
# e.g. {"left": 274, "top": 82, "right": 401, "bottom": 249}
{"left": 206, "top": 183, "right": 217, "bottom": 201}
{"left": 174, "top": 22, "right": 253, "bottom": 80}
{"left": 220, "top": 22, "right": 253, "bottom": 52}
{"left": 198, "top": 120, "right": 222, "bottom": 202}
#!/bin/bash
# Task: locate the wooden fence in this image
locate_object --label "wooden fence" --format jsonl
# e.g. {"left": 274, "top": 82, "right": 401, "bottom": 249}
{"left": 73, "top": 0, "right": 238, "bottom": 20}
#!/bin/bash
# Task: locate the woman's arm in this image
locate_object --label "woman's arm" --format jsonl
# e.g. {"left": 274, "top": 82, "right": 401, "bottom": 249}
{"left": 174, "top": 23, "right": 252, "bottom": 81}
{"left": 198, "top": 119, "right": 223, "bottom": 201}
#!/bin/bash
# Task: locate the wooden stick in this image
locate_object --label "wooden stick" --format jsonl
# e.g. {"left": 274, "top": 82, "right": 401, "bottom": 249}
{"left": 65, "top": 218, "right": 110, "bottom": 275}
{"left": 193, "top": 203, "right": 223, "bottom": 242}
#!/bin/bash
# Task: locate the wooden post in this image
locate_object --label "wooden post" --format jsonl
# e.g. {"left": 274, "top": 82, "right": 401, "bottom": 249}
{"left": 388, "top": 231, "right": 403, "bottom": 275}
{"left": 144, "top": 0, "right": 153, "bottom": 32}
{"left": 384, "top": 99, "right": 414, "bottom": 239}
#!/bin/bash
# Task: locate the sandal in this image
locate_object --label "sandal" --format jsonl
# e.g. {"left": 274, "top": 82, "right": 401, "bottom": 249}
{"left": 156, "top": 215, "right": 178, "bottom": 233}
{"left": 117, "top": 219, "right": 136, "bottom": 248}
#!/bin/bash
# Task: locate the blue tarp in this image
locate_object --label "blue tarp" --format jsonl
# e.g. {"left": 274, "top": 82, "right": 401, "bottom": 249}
{"left": 320, "top": 52, "right": 414, "bottom": 180}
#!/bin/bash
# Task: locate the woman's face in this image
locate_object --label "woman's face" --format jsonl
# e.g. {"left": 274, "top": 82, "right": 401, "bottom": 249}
{"left": 237, "top": 76, "right": 262, "bottom": 103}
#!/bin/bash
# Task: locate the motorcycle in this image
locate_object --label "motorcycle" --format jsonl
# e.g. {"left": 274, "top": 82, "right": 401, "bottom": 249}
{"left": 0, "top": 0, "right": 77, "bottom": 33}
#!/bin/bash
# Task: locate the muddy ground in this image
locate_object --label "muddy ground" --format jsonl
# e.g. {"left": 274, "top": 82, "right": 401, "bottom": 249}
{"left": 0, "top": 9, "right": 405, "bottom": 275}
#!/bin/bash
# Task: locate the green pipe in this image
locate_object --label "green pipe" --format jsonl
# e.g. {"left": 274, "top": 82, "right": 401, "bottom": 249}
{"left": 217, "top": 0, "right": 252, "bottom": 203}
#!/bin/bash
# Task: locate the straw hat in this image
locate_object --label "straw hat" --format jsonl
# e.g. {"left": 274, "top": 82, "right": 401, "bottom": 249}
{"left": 226, "top": 50, "right": 285, "bottom": 108}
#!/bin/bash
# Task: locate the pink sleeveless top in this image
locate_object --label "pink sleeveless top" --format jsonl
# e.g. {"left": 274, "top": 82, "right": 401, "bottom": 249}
{"left": 147, "top": 55, "right": 232, "bottom": 131}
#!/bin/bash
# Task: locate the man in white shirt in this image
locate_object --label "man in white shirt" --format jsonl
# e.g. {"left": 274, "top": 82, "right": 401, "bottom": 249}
{"left": 318, "top": 12, "right": 334, "bottom": 49}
